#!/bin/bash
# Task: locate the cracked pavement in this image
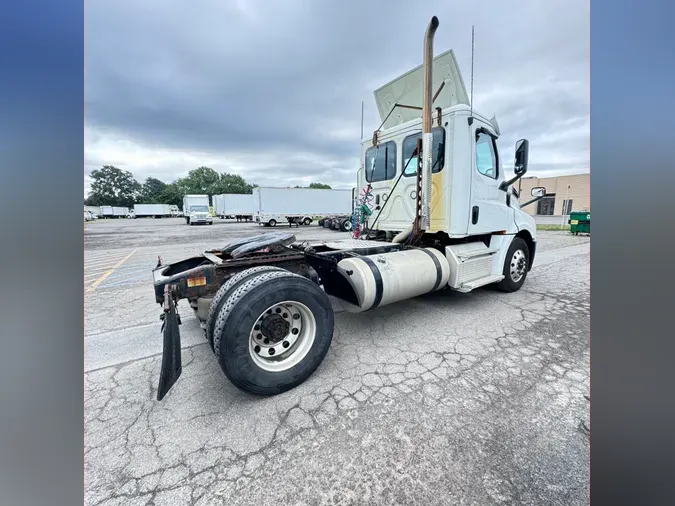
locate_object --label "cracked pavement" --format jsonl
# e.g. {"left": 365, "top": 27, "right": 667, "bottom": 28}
{"left": 85, "top": 220, "right": 590, "bottom": 505}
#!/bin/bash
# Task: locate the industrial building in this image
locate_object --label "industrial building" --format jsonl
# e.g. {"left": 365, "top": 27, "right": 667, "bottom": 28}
{"left": 518, "top": 173, "right": 590, "bottom": 217}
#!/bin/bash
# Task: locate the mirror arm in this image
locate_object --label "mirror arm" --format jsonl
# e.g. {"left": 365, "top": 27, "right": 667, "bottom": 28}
{"left": 520, "top": 195, "right": 543, "bottom": 208}
{"left": 500, "top": 170, "right": 525, "bottom": 192}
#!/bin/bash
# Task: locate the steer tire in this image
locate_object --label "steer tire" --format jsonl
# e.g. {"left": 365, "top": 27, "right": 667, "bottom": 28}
{"left": 212, "top": 271, "right": 334, "bottom": 396}
{"left": 496, "top": 237, "right": 530, "bottom": 293}
{"left": 303, "top": 217, "right": 312, "bottom": 226}
{"left": 205, "top": 266, "right": 286, "bottom": 350}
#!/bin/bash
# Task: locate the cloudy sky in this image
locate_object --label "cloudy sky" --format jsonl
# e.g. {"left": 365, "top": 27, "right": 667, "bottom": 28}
{"left": 85, "top": 0, "right": 589, "bottom": 194}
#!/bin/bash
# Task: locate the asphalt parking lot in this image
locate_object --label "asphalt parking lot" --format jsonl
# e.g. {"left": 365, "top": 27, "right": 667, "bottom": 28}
{"left": 85, "top": 217, "right": 590, "bottom": 506}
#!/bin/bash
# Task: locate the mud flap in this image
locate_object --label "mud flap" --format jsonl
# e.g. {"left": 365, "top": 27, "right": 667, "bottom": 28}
{"left": 157, "top": 287, "right": 182, "bottom": 400}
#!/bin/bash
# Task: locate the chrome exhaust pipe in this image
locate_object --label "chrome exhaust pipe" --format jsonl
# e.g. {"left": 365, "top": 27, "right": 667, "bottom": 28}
{"left": 421, "top": 16, "right": 438, "bottom": 230}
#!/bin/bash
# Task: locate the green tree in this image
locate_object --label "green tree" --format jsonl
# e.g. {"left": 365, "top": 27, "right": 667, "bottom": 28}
{"left": 309, "top": 182, "right": 332, "bottom": 189}
{"left": 87, "top": 165, "right": 141, "bottom": 207}
{"left": 157, "top": 183, "right": 183, "bottom": 208}
{"left": 215, "top": 173, "right": 254, "bottom": 194}
{"left": 140, "top": 177, "right": 167, "bottom": 203}
{"left": 176, "top": 166, "right": 221, "bottom": 195}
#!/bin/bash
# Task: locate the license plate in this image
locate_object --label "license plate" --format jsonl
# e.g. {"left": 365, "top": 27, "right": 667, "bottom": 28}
{"left": 187, "top": 276, "right": 207, "bottom": 287}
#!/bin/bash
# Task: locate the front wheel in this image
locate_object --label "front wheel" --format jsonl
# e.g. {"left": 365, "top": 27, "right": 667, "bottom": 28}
{"left": 268, "top": 219, "right": 277, "bottom": 227}
{"left": 303, "top": 217, "right": 312, "bottom": 226}
{"left": 213, "top": 272, "right": 334, "bottom": 395}
{"left": 496, "top": 237, "right": 529, "bottom": 292}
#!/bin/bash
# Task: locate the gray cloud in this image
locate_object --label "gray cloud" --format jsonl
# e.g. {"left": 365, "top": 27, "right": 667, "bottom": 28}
{"left": 85, "top": 0, "right": 589, "bottom": 190}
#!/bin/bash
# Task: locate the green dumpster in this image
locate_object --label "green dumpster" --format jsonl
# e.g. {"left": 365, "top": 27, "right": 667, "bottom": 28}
{"left": 569, "top": 211, "right": 590, "bottom": 235}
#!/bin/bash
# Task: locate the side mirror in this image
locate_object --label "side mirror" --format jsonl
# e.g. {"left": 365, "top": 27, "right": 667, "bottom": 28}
{"left": 531, "top": 186, "right": 545, "bottom": 198}
{"left": 499, "top": 138, "right": 530, "bottom": 192}
{"left": 514, "top": 139, "right": 529, "bottom": 175}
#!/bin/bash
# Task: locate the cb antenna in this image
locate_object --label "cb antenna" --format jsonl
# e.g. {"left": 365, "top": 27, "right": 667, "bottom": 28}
{"left": 469, "top": 25, "right": 475, "bottom": 121}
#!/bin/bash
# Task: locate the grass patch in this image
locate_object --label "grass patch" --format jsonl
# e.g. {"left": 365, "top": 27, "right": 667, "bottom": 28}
{"left": 536, "top": 224, "right": 571, "bottom": 231}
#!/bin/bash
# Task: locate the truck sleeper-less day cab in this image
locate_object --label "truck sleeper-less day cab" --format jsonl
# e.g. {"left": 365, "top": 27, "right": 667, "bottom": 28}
{"left": 151, "top": 17, "right": 546, "bottom": 401}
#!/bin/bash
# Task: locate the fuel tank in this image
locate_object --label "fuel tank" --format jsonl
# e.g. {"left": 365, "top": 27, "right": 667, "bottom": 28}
{"left": 337, "top": 248, "right": 450, "bottom": 313}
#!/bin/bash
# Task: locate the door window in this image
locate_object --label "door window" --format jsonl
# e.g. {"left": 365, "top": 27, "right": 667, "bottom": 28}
{"left": 402, "top": 127, "right": 446, "bottom": 176}
{"left": 475, "top": 131, "right": 498, "bottom": 179}
{"left": 365, "top": 141, "right": 397, "bottom": 183}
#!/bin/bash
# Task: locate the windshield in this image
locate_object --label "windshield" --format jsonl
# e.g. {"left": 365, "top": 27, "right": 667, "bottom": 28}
{"left": 191, "top": 205, "right": 209, "bottom": 212}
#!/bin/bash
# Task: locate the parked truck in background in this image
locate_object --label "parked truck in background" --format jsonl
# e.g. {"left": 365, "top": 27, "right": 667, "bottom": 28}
{"left": 100, "top": 206, "right": 129, "bottom": 218}
{"left": 253, "top": 187, "right": 354, "bottom": 227}
{"left": 169, "top": 205, "right": 182, "bottom": 217}
{"left": 182, "top": 195, "right": 212, "bottom": 225}
{"left": 149, "top": 16, "right": 547, "bottom": 401}
{"left": 127, "top": 204, "right": 173, "bottom": 219}
{"left": 214, "top": 194, "right": 254, "bottom": 221}
{"left": 85, "top": 205, "right": 101, "bottom": 218}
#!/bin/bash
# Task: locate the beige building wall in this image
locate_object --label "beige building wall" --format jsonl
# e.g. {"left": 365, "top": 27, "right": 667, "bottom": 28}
{"left": 518, "top": 173, "right": 590, "bottom": 216}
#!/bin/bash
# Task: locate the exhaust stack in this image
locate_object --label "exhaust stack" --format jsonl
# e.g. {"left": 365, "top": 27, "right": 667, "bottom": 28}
{"left": 421, "top": 16, "right": 439, "bottom": 231}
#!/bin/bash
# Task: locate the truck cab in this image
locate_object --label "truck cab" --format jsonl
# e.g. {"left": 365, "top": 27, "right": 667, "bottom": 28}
{"left": 359, "top": 49, "right": 536, "bottom": 241}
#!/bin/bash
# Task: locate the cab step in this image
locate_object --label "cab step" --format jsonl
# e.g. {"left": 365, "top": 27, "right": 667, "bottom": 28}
{"left": 456, "top": 274, "right": 505, "bottom": 293}
{"left": 445, "top": 242, "right": 499, "bottom": 290}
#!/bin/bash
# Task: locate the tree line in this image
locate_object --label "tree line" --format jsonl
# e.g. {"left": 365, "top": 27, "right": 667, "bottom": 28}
{"left": 84, "top": 165, "right": 331, "bottom": 208}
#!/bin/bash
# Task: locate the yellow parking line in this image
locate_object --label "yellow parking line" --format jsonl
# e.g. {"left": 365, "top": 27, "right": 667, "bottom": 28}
{"left": 86, "top": 249, "right": 137, "bottom": 293}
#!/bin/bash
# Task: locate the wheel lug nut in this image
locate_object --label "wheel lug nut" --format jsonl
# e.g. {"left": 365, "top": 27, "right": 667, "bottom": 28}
{"left": 275, "top": 308, "right": 281, "bottom": 313}
{"left": 282, "top": 341, "right": 290, "bottom": 348}
{"left": 254, "top": 345, "right": 261, "bottom": 353}
{"left": 293, "top": 314, "right": 300, "bottom": 320}
{"left": 254, "top": 325, "right": 260, "bottom": 331}
{"left": 256, "top": 333, "right": 262, "bottom": 339}
{"left": 292, "top": 328, "right": 299, "bottom": 335}
{"left": 283, "top": 313, "right": 288, "bottom": 318}
{"left": 268, "top": 348, "right": 275, "bottom": 355}
{"left": 264, "top": 338, "right": 270, "bottom": 344}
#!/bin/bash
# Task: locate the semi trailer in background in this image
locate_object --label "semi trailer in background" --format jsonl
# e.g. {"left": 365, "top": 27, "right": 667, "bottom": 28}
{"left": 253, "top": 187, "right": 354, "bottom": 227}
{"left": 182, "top": 195, "right": 212, "bottom": 225}
{"left": 127, "top": 204, "right": 173, "bottom": 218}
{"left": 213, "top": 194, "right": 254, "bottom": 221}
{"left": 100, "top": 206, "right": 129, "bottom": 218}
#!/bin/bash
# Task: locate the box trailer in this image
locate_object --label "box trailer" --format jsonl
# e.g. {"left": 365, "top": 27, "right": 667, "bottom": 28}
{"left": 214, "top": 194, "right": 254, "bottom": 221}
{"left": 100, "top": 206, "right": 129, "bottom": 218}
{"left": 182, "top": 195, "right": 212, "bottom": 225}
{"left": 253, "top": 187, "right": 353, "bottom": 227}
{"left": 129, "top": 204, "right": 172, "bottom": 218}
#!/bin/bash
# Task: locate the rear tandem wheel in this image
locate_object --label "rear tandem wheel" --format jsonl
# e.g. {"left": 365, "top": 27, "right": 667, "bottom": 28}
{"left": 211, "top": 270, "right": 334, "bottom": 395}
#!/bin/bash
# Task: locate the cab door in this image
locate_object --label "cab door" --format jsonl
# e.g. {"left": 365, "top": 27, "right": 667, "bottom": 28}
{"left": 467, "top": 124, "right": 509, "bottom": 234}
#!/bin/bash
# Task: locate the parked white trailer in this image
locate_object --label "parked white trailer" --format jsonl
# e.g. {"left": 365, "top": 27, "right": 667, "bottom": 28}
{"left": 253, "top": 187, "right": 354, "bottom": 227}
{"left": 182, "top": 195, "right": 212, "bottom": 225}
{"left": 100, "top": 206, "right": 129, "bottom": 218}
{"left": 85, "top": 205, "right": 101, "bottom": 217}
{"left": 214, "top": 194, "right": 254, "bottom": 221}
{"left": 129, "top": 204, "right": 172, "bottom": 218}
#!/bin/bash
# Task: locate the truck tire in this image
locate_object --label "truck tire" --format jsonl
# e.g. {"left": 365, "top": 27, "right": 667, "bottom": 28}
{"left": 212, "top": 271, "right": 334, "bottom": 396}
{"left": 303, "top": 217, "right": 312, "bottom": 226}
{"left": 340, "top": 218, "right": 352, "bottom": 232}
{"left": 496, "top": 237, "right": 529, "bottom": 293}
{"left": 268, "top": 219, "right": 277, "bottom": 227}
{"left": 205, "top": 266, "right": 286, "bottom": 350}
{"left": 323, "top": 219, "right": 331, "bottom": 228}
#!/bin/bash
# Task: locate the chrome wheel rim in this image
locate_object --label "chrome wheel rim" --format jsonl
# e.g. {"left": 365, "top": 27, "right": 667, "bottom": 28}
{"left": 249, "top": 301, "right": 316, "bottom": 372}
{"left": 510, "top": 249, "right": 527, "bottom": 283}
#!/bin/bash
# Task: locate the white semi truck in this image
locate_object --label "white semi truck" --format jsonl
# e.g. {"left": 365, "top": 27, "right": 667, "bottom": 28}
{"left": 182, "top": 195, "right": 212, "bottom": 225}
{"left": 150, "top": 16, "right": 547, "bottom": 401}
{"left": 213, "top": 194, "right": 254, "bottom": 221}
{"left": 253, "top": 187, "right": 354, "bottom": 227}
{"left": 127, "top": 203, "right": 173, "bottom": 219}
